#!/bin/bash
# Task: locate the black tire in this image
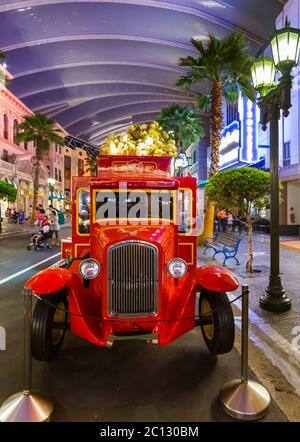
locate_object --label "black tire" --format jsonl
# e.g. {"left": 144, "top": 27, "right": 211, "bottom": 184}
{"left": 199, "top": 289, "right": 235, "bottom": 355}
{"left": 31, "top": 291, "right": 68, "bottom": 361}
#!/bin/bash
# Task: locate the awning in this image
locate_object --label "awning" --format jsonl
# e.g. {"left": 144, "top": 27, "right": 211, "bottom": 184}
{"left": 50, "top": 191, "right": 59, "bottom": 199}
{"left": 2, "top": 178, "right": 17, "bottom": 188}
{"left": 198, "top": 179, "right": 209, "bottom": 188}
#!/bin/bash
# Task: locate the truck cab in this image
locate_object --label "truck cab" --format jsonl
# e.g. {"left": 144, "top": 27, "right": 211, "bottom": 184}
{"left": 26, "top": 155, "right": 238, "bottom": 361}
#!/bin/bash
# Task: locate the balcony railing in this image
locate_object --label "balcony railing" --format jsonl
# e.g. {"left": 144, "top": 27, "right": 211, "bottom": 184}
{"left": 0, "top": 158, "right": 48, "bottom": 185}
{"left": 0, "top": 158, "right": 15, "bottom": 173}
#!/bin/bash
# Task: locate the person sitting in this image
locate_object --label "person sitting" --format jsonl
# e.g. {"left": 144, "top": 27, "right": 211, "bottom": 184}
{"left": 28, "top": 215, "right": 51, "bottom": 249}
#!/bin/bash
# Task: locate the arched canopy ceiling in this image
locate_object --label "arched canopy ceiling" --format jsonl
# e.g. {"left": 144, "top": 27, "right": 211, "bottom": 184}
{"left": 0, "top": 0, "right": 285, "bottom": 146}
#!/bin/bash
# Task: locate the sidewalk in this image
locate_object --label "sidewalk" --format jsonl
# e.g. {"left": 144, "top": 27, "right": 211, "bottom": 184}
{"left": 0, "top": 220, "right": 71, "bottom": 237}
{"left": 198, "top": 232, "right": 300, "bottom": 420}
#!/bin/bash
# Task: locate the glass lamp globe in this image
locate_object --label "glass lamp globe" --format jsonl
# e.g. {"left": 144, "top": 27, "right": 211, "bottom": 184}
{"left": 251, "top": 56, "right": 275, "bottom": 96}
{"left": 270, "top": 18, "right": 300, "bottom": 73}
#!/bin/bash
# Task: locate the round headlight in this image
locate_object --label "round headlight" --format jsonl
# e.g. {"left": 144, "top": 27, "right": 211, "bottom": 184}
{"left": 168, "top": 258, "right": 187, "bottom": 278}
{"left": 79, "top": 259, "right": 100, "bottom": 279}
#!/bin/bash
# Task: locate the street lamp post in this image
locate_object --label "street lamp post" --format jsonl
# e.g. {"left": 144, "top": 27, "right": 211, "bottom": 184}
{"left": 251, "top": 18, "right": 300, "bottom": 312}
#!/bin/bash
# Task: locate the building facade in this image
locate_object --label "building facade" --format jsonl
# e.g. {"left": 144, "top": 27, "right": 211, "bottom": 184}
{"left": 62, "top": 144, "right": 88, "bottom": 213}
{"left": 274, "top": 0, "right": 300, "bottom": 226}
{"left": 42, "top": 133, "right": 89, "bottom": 212}
{"left": 0, "top": 64, "right": 48, "bottom": 217}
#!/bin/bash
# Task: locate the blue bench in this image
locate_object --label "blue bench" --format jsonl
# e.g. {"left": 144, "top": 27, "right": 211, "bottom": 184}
{"left": 203, "top": 232, "right": 242, "bottom": 266}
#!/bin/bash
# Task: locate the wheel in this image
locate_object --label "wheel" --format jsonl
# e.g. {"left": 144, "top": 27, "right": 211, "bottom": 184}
{"left": 31, "top": 291, "right": 68, "bottom": 361}
{"left": 199, "top": 289, "right": 235, "bottom": 355}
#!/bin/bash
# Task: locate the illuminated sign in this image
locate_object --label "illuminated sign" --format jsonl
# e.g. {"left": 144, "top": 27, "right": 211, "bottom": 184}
{"left": 219, "top": 121, "right": 240, "bottom": 168}
{"left": 219, "top": 96, "right": 260, "bottom": 170}
{"left": 112, "top": 160, "right": 157, "bottom": 175}
{"left": 240, "top": 97, "right": 258, "bottom": 163}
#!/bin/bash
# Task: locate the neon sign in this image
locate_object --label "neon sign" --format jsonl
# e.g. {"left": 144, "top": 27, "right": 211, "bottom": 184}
{"left": 240, "top": 97, "right": 258, "bottom": 163}
{"left": 219, "top": 121, "right": 240, "bottom": 168}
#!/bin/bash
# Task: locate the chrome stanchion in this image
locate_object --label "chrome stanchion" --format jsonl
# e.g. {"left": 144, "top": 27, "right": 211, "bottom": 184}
{"left": 0, "top": 287, "right": 53, "bottom": 422}
{"left": 219, "top": 284, "right": 271, "bottom": 420}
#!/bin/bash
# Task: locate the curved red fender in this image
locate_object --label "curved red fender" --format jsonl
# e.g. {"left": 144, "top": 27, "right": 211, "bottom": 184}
{"left": 25, "top": 268, "right": 72, "bottom": 295}
{"left": 192, "top": 265, "right": 239, "bottom": 292}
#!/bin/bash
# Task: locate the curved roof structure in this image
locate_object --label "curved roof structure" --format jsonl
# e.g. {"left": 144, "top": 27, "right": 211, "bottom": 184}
{"left": 0, "top": 0, "right": 285, "bottom": 145}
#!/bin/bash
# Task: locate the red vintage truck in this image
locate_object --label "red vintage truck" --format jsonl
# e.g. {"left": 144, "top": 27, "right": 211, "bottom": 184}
{"left": 25, "top": 155, "right": 238, "bottom": 361}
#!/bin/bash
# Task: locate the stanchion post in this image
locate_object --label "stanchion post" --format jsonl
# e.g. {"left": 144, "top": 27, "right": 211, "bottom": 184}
{"left": 0, "top": 287, "right": 54, "bottom": 422}
{"left": 241, "top": 285, "right": 249, "bottom": 384}
{"left": 24, "top": 287, "right": 32, "bottom": 394}
{"left": 219, "top": 284, "right": 271, "bottom": 420}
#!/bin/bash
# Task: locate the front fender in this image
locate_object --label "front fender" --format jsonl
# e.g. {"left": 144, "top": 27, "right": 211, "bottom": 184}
{"left": 25, "top": 268, "right": 72, "bottom": 295}
{"left": 192, "top": 265, "right": 239, "bottom": 292}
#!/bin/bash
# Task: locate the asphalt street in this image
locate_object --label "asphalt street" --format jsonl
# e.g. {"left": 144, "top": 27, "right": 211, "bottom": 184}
{"left": 0, "top": 228, "right": 287, "bottom": 422}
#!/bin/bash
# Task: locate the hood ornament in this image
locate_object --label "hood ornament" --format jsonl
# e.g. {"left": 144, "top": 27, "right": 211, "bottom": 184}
{"left": 129, "top": 230, "right": 138, "bottom": 237}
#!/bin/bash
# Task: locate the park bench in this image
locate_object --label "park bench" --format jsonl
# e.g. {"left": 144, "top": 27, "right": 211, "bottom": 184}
{"left": 203, "top": 232, "right": 242, "bottom": 266}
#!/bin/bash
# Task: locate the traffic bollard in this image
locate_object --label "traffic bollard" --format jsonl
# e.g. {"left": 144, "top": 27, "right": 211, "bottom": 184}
{"left": 219, "top": 284, "right": 271, "bottom": 420}
{"left": 0, "top": 287, "right": 53, "bottom": 422}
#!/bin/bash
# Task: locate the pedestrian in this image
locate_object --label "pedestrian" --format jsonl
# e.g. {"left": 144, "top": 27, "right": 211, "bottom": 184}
{"left": 28, "top": 205, "right": 33, "bottom": 220}
{"left": 213, "top": 211, "right": 219, "bottom": 235}
{"left": 38, "top": 204, "right": 46, "bottom": 214}
{"left": 226, "top": 212, "right": 233, "bottom": 232}
{"left": 19, "top": 210, "right": 25, "bottom": 225}
{"left": 49, "top": 210, "right": 60, "bottom": 246}
{"left": 34, "top": 207, "right": 42, "bottom": 232}
{"left": 217, "top": 208, "right": 227, "bottom": 232}
{"left": 46, "top": 204, "right": 58, "bottom": 218}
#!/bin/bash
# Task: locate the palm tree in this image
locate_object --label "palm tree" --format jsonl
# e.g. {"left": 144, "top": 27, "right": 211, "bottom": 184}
{"left": 16, "top": 114, "right": 65, "bottom": 223}
{"left": 176, "top": 31, "right": 255, "bottom": 242}
{"left": 156, "top": 104, "right": 204, "bottom": 152}
{"left": 0, "top": 50, "right": 7, "bottom": 85}
{"left": 85, "top": 148, "right": 100, "bottom": 176}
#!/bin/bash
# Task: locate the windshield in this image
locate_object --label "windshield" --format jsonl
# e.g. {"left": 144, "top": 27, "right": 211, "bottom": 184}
{"left": 94, "top": 189, "right": 174, "bottom": 224}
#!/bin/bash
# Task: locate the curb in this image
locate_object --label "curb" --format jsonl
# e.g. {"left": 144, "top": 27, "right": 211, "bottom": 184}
{"left": 0, "top": 223, "right": 71, "bottom": 239}
{"left": 229, "top": 294, "right": 300, "bottom": 394}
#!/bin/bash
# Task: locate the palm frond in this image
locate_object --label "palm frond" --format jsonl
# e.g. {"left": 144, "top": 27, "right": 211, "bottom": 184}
{"left": 195, "top": 94, "right": 211, "bottom": 112}
{"left": 156, "top": 104, "right": 204, "bottom": 150}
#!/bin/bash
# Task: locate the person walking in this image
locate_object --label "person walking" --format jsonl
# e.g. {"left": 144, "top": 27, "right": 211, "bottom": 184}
{"left": 226, "top": 212, "right": 233, "bottom": 232}
{"left": 217, "top": 208, "right": 227, "bottom": 232}
{"left": 19, "top": 210, "right": 25, "bottom": 225}
{"left": 49, "top": 210, "right": 60, "bottom": 246}
{"left": 46, "top": 204, "right": 58, "bottom": 218}
{"left": 38, "top": 204, "right": 46, "bottom": 214}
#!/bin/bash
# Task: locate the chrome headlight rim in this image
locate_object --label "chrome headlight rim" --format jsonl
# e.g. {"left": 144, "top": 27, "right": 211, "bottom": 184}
{"left": 79, "top": 258, "right": 101, "bottom": 280}
{"left": 167, "top": 258, "right": 188, "bottom": 278}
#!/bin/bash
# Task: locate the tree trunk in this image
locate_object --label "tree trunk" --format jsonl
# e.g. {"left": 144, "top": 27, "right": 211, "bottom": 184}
{"left": 0, "top": 204, "right": 2, "bottom": 234}
{"left": 30, "top": 159, "right": 40, "bottom": 224}
{"left": 246, "top": 218, "right": 254, "bottom": 273}
{"left": 198, "top": 80, "right": 223, "bottom": 244}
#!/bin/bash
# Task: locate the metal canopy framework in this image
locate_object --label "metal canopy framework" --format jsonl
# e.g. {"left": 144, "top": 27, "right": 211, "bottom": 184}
{"left": 0, "top": 0, "right": 285, "bottom": 150}
{"left": 64, "top": 134, "right": 98, "bottom": 155}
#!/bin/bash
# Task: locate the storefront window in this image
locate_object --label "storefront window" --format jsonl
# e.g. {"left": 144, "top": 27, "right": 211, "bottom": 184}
{"left": 13, "top": 120, "right": 19, "bottom": 145}
{"left": 77, "top": 189, "right": 90, "bottom": 234}
{"left": 3, "top": 114, "right": 8, "bottom": 140}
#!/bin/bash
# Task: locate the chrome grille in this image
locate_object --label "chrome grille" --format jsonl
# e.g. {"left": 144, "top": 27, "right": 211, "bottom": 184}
{"left": 108, "top": 241, "right": 158, "bottom": 317}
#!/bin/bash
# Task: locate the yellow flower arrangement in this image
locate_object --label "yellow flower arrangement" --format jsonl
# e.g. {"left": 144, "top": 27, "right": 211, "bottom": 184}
{"left": 101, "top": 121, "right": 177, "bottom": 157}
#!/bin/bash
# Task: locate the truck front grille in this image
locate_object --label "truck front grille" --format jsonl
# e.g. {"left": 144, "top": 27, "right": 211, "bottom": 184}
{"left": 108, "top": 241, "right": 158, "bottom": 317}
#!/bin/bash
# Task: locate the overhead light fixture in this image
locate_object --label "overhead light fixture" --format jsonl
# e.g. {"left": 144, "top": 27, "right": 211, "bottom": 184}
{"left": 17, "top": 7, "right": 31, "bottom": 12}
{"left": 192, "top": 34, "right": 209, "bottom": 41}
{"left": 199, "top": 0, "right": 227, "bottom": 8}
